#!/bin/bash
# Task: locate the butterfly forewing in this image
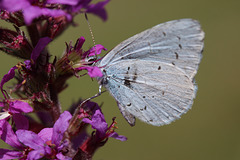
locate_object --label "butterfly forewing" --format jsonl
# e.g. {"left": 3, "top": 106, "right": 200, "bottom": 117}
{"left": 100, "top": 19, "right": 204, "bottom": 79}
{"left": 98, "top": 19, "right": 204, "bottom": 126}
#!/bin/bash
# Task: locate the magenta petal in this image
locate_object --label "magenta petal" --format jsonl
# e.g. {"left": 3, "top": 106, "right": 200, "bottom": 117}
{"left": 0, "top": 66, "right": 17, "bottom": 95}
{"left": 27, "top": 149, "right": 46, "bottom": 160}
{"left": 90, "top": 109, "right": 108, "bottom": 133}
{"left": 0, "top": 120, "right": 23, "bottom": 150}
{"left": 38, "top": 128, "right": 53, "bottom": 143}
{"left": 16, "top": 130, "right": 52, "bottom": 159}
{"left": 12, "top": 114, "right": 29, "bottom": 130}
{"left": 86, "top": 0, "right": 109, "bottom": 21}
{"left": 68, "top": 0, "right": 91, "bottom": 13}
{"left": 31, "top": 37, "right": 52, "bottom": 62}
{"left": 86, "top": 66, "right": 103, "bottom": 78}
{"left": 0, "top": 149, "right": 23, "bottom": 159}
{"left": 52, "top": 111, "right": 72, "bottom": 146}
{"left": 47, "top": 0, "right": 78, "bottom": 5}
{"left": 83, "top": 44, "right": 107, "bottom": 58}
{"left": 23, "top": 6, "right": 70, "bottom": 25}
{"left": 9, "top": 100, "right": 33, "bottom": 114}
{"left": 87, "top": 44, "right": 107, "bottom": 57}
{"left": 82, "top": 118, "right": 91, "bottom": 125}
{"left": 24, "top": 60, "right": 31, "bottom": 70}
{"left": 109, "top": 132, "right": 127, "bottom": 141}
{"left": 16, "top": 130, "right": 44, "bottom": 150}
{"left": 22, "top": 6, "right": 43, "bottom": 25}
{"left": 77, "top": 66, "right": 103, "bottom": 78}
{"left": 75, "top": 36, "right": 85, "bottom": 52}
{"left": 0, "top": 0, "right": 31, "bottom": 12}
{"left": 56, "top": 153, "right": 72, "bottom": 160}
{"left": 82, "top": 109, "right": 108, "bottom": 139}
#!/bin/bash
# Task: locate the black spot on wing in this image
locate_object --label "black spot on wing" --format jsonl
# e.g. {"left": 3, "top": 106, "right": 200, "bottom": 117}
{"left": 127, "top": 103, "right": 131, "bottom": 106}
{"left": 179, "top": 44, "right": 182, "bottom": 49}
{"left": 174, "top": 52, "right": 179, "bottom": 59}
{"left": 158, "top": 66, "right": 161, "bottom": 70}
{"left": 124, "top": 67, "right": 138, "bottom": 88}
{"left": 124, "top": 79, "right": 131, "bottom": 87}
{"left": 133, "top": 71, "right": 138, "bottom": 81}
{"left": 124, "top": 68, "right": 131, "bottom": 87}
{"left": 140, "top": 106, "right": 147, "bottom": 111}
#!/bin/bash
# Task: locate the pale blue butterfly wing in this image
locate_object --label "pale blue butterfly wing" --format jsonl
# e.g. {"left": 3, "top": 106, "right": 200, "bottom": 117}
{"left": 97, "top": 19, "right": 204, "bottom": 126}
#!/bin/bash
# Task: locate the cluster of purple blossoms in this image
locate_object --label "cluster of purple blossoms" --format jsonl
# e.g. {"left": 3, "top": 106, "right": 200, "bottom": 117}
{"left": 0, "top": 0, "right": 127, "bottom": 159}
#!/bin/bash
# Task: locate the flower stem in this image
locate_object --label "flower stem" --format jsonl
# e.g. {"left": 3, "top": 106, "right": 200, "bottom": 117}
{"left": 73, "top": 148, "right": 92, "bottom": 160}
{"left": 27, "top": 24, "right": 40, "bottom": 47}
{"left": 49, "top": 83, "right": 61, "bottom": 122}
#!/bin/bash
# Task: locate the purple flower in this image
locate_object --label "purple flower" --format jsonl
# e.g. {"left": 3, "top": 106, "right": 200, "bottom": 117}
{"left": 0, "top": 37, "right": 51, "bottom": 95}
{"left": 24, "top": 37, "right": 51, "bottom": 69}
{"left": 0, "top": 100, "right": 33, "bottom": 130}
{"left": 31, "top": 37, "right": 52, "bottom": 62}
{"left": 67, "top": 101, "right": 101, "bottom": 150}
{"left": 86, "top": 0, "right": 110, "bottom": 21}
{"left": 78, "top": 107, "right": 126, "bottom": 157}
{"left": 15, "top": 111, "right": 72, "bottom": 159}
{"left": 83, "top": 109, "right": 127, "bottom": 142}
{"left": 74, "top": 37, "right": 107, "bottom": 78}
{"left": 0, "top": 0, "right": 110, "bottom": 25}
{"left": 0, "top": 66, "right": 17, "bottom": 98}
{"left": 57, "top": 36, "right": 106, "bottom": 78}
{"left": 82, "top": 44, "right": 107, "bottom": 58}
{"left": 0, "top": 0, "right": 73, "bottom": 24}
{"left": 0, "top": 149, "right": 24, "bottom": 160}
{"left": 47, "top": 0, "right": 78, "bottom": 5}
{"left": 79, "top": 66, "right": 103, "bottom": 77}
{"left": 67, "top": 0, "right": 109, "bottom": 21}
{"left": 0, "top": 120, "right": 26, "bottom": 159}
{"left": 75, "top": 36, "right": 107, "bottom": 58}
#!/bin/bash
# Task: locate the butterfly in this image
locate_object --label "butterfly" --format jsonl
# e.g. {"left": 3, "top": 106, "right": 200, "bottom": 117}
{"left": 96, "top": 19, "right": 204, "bottom": 126}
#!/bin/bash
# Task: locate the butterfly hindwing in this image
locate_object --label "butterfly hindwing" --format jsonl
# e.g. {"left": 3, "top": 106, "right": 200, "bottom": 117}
{"left": 102, "top": 60, "right": 196, "bottom": 126}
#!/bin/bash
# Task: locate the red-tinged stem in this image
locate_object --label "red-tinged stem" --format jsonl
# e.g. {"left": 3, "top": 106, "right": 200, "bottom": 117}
{"left": 74, "top": 137, "right": 95, "bottom": 160}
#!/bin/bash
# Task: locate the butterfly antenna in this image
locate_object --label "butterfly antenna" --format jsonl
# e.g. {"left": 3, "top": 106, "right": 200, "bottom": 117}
{"left": 85, "top": 13, "right": 97, "bottom": 59}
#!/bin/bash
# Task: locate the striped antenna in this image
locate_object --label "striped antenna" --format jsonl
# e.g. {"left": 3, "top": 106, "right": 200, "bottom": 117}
{"left": 85, "top": 13, "right": 97, "bottom": 57}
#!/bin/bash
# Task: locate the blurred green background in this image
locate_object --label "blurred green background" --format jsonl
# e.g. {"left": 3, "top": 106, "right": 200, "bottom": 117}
{"left": 1, "top": 0, "right": 240, "bottom": 160}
